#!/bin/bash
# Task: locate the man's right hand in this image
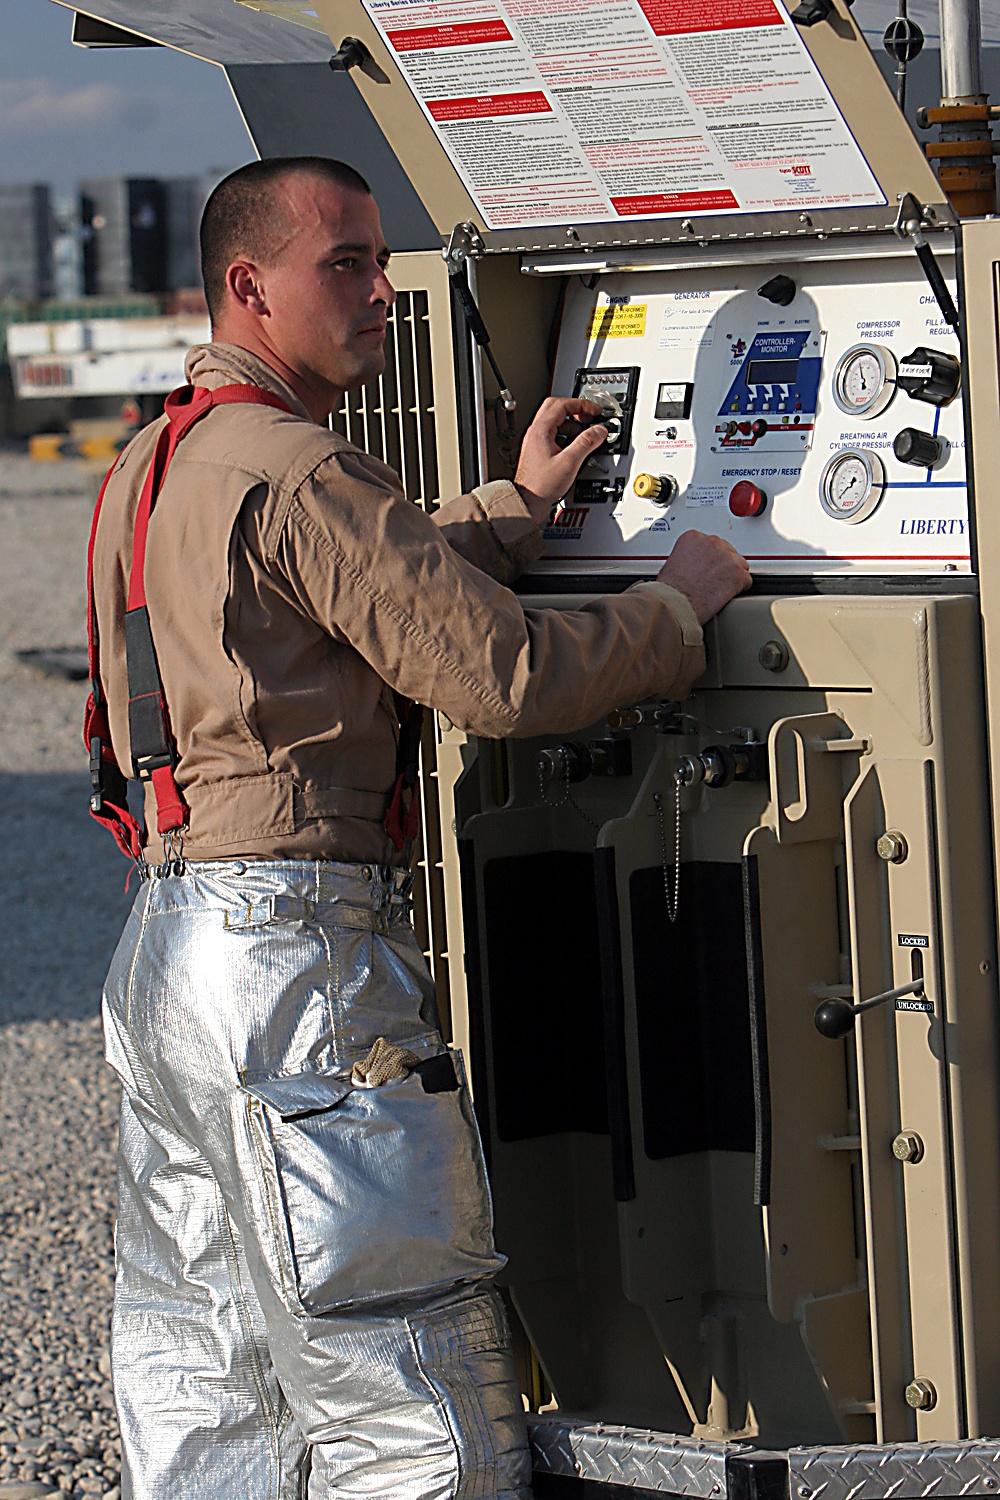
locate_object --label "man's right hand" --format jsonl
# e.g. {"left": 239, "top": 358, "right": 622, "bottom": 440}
{"left": 656, "top": 530, "right": 752, "bottom": 624}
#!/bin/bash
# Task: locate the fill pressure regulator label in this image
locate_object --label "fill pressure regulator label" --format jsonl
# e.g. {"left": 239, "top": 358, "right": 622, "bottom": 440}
{"left": 360, "top": 0, "right": 886, "bottom": 230}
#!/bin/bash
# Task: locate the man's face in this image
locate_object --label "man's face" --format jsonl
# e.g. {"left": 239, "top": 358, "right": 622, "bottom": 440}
{"left": 255, "top": 175, "right": 395, "bottom": 396}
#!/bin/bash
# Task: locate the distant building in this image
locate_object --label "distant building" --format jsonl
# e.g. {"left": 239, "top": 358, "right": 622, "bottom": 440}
{"left": 165, "top": 169, "right": 233, "bottom": 292}
{"left": 78, "top": 174, "right": 227, "bottom": 297}
{"left": 81, "top": 178, "right": 168, "bottom": 296}
{"left": 51, "top": 195, "right": 83, "bottom": 302}
{"left": 0, "top": 185, "right": 53, "bottom": 301}
{"left": 164, "top": 178, "right": 201, "bottom": 292}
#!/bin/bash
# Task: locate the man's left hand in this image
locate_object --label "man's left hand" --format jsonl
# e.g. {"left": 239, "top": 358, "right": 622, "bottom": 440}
{"left": 514, "top": 397, "right": 609, "bottom": 525}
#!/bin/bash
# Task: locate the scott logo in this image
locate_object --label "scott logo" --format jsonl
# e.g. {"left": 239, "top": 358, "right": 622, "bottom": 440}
{"left": 547, "top": 505, "right": 587, "bottom": 529}
{"left": 545, "top": 504, "right": 588, "bottom": 541}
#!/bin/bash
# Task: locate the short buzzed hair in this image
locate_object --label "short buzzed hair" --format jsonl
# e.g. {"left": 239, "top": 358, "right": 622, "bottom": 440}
{"left": 200, "top": 157, "right": 372, "bottom": 323}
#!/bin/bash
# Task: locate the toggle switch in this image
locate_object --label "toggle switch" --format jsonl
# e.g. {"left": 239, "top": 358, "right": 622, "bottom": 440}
{"left": 633, "top": 472, "right": 679, "bottom": 506}
{"left": 729, "top": 480, "right": 767, "bottom": 517}
{"left": 893, "top": 426, "right": 944, "bottom": 468}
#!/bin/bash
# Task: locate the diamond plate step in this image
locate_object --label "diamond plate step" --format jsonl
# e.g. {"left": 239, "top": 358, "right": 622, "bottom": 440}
{"left": 790, "top": 1440, "right": 1000, "bottom": 1500}
{"left": 527, "top": 1412, "right": 747, "bottom": 1494}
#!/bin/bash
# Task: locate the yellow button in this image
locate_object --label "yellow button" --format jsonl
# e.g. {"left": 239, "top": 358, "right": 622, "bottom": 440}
{"left": 633, "top": 472, "right": 661, "bottom": 500}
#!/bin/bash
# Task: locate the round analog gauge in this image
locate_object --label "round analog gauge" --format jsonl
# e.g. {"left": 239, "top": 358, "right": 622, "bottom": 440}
{"left": 832, "top": 343, "right": 898, "bottom": 418}
{"left": 820, "top": 448, "right": 886, "bottom": 524}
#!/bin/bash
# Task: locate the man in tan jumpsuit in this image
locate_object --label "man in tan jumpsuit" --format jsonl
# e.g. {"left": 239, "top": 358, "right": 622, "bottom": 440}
{"left": 93, "top": 157, "right": 750, "bottom": 1500}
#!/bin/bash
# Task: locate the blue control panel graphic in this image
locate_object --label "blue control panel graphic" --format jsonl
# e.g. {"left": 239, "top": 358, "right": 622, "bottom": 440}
{"left": 716, "top": 330, "right": 823, "bottom": 450}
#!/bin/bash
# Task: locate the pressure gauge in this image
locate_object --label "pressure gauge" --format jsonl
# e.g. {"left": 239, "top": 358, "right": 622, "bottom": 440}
{"left": 832, "top": 344, "right": 898, "bottom": 418}
{"left": 820, "top": 448, "right": 886, "bottom": 523}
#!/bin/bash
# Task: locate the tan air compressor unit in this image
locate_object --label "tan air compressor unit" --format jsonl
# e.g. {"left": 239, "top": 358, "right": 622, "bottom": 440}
{"left": 258, "top": 0, "right": 1000, "bottom": 1488}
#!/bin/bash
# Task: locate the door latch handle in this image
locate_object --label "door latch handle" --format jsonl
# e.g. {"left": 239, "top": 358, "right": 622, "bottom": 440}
{"left": 814, "top": 978, "right": 926, "bottom": 1039}
{"left": 329, "top": 37, "right": 390, "bottom": 84}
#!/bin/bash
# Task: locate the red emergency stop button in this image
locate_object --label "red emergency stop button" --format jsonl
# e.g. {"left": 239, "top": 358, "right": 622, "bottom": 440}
{"left": 729, "top": 480, "right": 767, "bottom": 517}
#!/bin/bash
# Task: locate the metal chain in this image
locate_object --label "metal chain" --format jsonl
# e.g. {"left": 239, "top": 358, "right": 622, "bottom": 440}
{"left": 538, "top": 746, "right": 601, "bottom": 830}
{"left": 653, "top": 776, "right": 682, "bottom": 923}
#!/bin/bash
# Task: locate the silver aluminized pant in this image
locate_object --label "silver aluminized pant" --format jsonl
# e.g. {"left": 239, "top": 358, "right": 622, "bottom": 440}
{"left": 101, "top": 858, "right": 531, "bottom": 1500}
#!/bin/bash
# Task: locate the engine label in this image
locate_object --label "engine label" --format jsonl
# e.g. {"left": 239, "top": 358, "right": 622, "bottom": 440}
{"left": 586, "top": 303, "right": 648, "bottom": 339}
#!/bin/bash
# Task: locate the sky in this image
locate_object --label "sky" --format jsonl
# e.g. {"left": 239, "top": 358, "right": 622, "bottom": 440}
{"left": 1, "top": 0, "right": 256, "bottom": 193}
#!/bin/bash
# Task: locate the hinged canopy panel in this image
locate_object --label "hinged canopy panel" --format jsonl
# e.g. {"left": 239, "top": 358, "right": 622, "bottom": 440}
{"left": 270, "top": 0, "right": 954, "bottom": 249}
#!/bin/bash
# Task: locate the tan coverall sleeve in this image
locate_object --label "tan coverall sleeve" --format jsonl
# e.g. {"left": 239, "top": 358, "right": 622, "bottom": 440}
{"left": 430, "top": 479, "right": 545, "bottom": 584}
{"left": 274, "top": 454, "right": 705, "bottom": 738}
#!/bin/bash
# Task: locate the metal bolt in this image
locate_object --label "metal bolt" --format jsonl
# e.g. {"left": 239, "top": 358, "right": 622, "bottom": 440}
{"left": 892, "top": 1130, "right": 925, "bottom": 1164}
{"left": 877, "top": 830, "right": 908, "bottom": 863}
{"left": 905, "top": 1378, "right": 937, "bottom": 1410}
{"left": 758, "top": 639, "right": 789, "bottom": 673}
{"left": 982, "top": 960, "right": 993, "bottom": 975}
{"left": 799, "top": 1488, "right": 813, "bottom": 1497}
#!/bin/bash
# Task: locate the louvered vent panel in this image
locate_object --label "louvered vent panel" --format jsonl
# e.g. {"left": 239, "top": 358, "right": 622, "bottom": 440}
{"left": 330, "top": 290, "right": 441, "bottom": 513}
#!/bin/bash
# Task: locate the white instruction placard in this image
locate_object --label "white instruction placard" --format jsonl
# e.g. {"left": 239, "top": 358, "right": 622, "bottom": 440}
{"left": 361, "top": 0, "right": 886, "bottom": 229}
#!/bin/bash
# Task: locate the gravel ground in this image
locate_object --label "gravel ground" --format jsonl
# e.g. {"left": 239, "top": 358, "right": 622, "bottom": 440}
{"left": 0, "top": 455, "right": 131, "bottom": 1500}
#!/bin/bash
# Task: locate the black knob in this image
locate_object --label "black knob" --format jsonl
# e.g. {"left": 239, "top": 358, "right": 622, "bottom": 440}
{"left": 894, "top": 427, "right": 944, "bottom": 467}
{"left": 758, "top": 275, "right": 796, "bottom": 307}
{"left": 814, "top": 997, "right": 858, "bottom": 1039}
{"left": 898, "top": 347, "right": 962, "bottom": 407}
{"left": 790, "top": 0, "right": 833, "bottom": 26}
{"left": 537, "top": 743, "right": 591, "bottom": 784}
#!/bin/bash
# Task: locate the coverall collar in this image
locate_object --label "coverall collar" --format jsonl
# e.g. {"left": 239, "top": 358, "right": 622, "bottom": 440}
{"left": 185, "top": 341, "right": 315, "bottom": 423}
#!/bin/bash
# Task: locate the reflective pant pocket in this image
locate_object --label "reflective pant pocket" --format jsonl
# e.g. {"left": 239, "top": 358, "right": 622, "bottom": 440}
{"left": 242, "top": 1050, "right": 503, "bottom": 1314}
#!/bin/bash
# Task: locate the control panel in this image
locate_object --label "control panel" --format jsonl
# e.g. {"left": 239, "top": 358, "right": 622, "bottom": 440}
{"left": 538, "top": 246, "right": 968, "bottom": 576}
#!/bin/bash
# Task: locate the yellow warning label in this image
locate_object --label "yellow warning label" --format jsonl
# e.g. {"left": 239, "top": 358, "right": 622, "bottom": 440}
{"left": 586, "top": 302, "right": 648, "bottom": 339}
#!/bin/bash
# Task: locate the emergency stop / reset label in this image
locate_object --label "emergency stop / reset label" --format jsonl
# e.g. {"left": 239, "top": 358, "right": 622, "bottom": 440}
{"left": 586, "top": 303, "right": 648, "bottom": 339}
{"left": 360, "top": 0, "right": 885, "bottom": 230}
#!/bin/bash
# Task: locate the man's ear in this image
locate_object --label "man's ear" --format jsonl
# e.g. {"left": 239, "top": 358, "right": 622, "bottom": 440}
{"left": 226, "top": 261, "right": 268, "bottom": 316}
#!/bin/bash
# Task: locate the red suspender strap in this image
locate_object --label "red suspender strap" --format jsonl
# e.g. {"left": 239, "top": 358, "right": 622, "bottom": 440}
{"left": 86, "top": 383, "right": 293, "bottom": 859}
{"left": 383, "top": 695, "right": 424, "bottom": 852}
{"left": 85, "top": 465, "right": 143, "bottom": 860}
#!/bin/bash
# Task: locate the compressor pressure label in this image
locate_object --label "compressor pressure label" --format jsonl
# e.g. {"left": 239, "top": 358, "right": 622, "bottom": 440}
{"left": 361, "top": 0, "right": 885, "bottom": 229}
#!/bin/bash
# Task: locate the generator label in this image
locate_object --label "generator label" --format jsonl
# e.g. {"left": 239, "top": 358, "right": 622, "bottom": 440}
{"left": 586, "top": 302, "right": 648, "bottom": 339}
{"left": 361, "top": 0, "right": 885, "bottom": 230}
{"left": 659, "top": 292, "right": 724, "bottom": 349}
{"left": 898, "top": 933, "right": 929, "bottom": 948}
